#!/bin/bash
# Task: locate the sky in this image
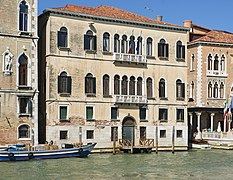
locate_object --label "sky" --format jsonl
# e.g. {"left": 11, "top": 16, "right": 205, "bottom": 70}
{"left": 39, "top": 0, "right": 233, "bottom": 33}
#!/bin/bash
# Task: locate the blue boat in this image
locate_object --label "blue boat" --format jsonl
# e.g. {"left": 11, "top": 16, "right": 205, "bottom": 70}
{"left": 0, "top": 143, "right": 96, "bottom": 161}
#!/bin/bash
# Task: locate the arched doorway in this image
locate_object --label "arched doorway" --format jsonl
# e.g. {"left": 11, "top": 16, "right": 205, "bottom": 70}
{"left": 122, "top": 116, "right": 136, "bottom": 145}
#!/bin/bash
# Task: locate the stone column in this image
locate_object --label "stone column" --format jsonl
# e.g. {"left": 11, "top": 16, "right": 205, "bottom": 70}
{"left": 189, "top": 112, "right": 193, "bottom": 127}
{"left": 196, "top": 112, "right": 201, "bottom": 132}
{"left": 210, "top": 113, "right": 215, "bottom": 132}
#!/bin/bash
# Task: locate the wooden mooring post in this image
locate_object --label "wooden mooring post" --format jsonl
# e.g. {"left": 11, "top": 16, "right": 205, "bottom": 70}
{"left": 113, "top": 127, "right": 116, "bottom": 155}
{"left": 172, "top": 126, "right": 175, "bottom": 153}
{"left": 155, "top": 126, "right": 158, "bottom": 154}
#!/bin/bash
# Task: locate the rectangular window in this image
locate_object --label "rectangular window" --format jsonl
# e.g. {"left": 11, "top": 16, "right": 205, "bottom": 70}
{"left": 176, "top": 109, "right": 184, "bottom": 122}
{"left": 160, "top": 130, "right": 166, "bottom": 138}
{"left": 111, "top": 127, "right": 118, "bottom": 141}
{"left": 86, "top": 130, "right": 94, "bottom": 139}
{"left": 177, "top": 130, "right": 183, "bottom": 138}
{"left": 159, "top": 108, "right": 168, "bottom": 121}
{"left": 86, "top": 107, "right": 93, "bottom": 120}
{"left": 18, "top": 97, "right": 32, "bottom": 116}
{"left": 139, "top": 107, "right": 146, "bottom": 121}
{"left": 60, "top": 106, "right": 67, "bottom": 120}
{"left": 60, "top": 130, "right": 68, "bottom": 140}
{"left": 140, "top": 127, "right": 146, "bottom": 140}
{"left": 111, "top": 107, "right": 118, "bottom": 120}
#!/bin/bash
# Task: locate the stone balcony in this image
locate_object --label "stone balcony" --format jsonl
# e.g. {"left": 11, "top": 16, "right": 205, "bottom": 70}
{"left": 115, "top": 95, "right": 147, "bottom": 104}
{"left": 113, "top": 53, "right": 147, "bottom": 64}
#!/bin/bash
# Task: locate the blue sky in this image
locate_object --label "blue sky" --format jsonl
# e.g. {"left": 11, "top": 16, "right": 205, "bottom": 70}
{"left": 39, "top": 0, "right": 233, "bottom": 32}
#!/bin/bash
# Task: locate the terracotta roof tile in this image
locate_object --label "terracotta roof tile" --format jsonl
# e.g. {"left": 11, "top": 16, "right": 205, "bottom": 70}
{"left": 52, "top": 4, "right": 181, "bottom": 27}
{"left": 192, "top": 30, "right": 233, "bottom": 44}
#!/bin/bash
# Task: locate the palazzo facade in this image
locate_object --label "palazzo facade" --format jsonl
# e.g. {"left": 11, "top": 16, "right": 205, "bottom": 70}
{"left": 38, "top": 4, "right": 189, "bottom": 150}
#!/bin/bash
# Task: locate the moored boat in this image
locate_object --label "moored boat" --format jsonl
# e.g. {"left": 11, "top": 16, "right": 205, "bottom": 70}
{"left": 0, "top": 143, "right": 96, "bottom": 161}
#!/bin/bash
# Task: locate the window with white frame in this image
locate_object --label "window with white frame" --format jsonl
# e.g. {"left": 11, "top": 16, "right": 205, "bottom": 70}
{"left": 176, "top": 79, "right": 185, "bottom": 100}
{"left": 60, "top": 130, "right": 68, "bottom": 140}
{"left": 18, "top": 124, "right": 30, "bottom": 139}
{"left": 18, "top": 54, "right": 28, "bottom": 86}
{"left": 158, "top": 39, "right": 169, "bottom": 58}
{"left": 121, "top": 35, "right": 127, "bottom": 53}
{"left": 190, "top": 54, "right": 195, "bottom": 71}
{"left": 58, "top": 27, "right": 68, "bottom": 48}
{"left": 59, "top": 105, "right": 68, "bottom": 121}
{"left": 18, "top": 96, "right": 32, "bottom": 116}
{"left": 176, "top": 41, "right": 185, "bottom": 60}
{"left": 86, "top": 106, "right": 94, "bottom": 120}
{"left": 19, "top": 0, "right": 29, "bottom": 32}
{"left": 111, "top": 107, "right": 118, "bottom": 120}
{"left": 159, "top": 108, "right": 168, "bottom": 121}
{"left": 189, "top": 81, "right": 194, "bottom": 100}
{"left": 146, "top": 37, "right": 153, "bottom": 56}
{"left": 86, "top": 130, "right": 94, "bottom": 139}
{"left": 103, "top": 32, "right": 110, "bottom": 52}
{"left": 84, "top": 30, "right": 96, "bottom": 51}
{"left": 176, "top": 109, "right": 184, "bottom": 122}
{"left": 114, "top": 34, "right": 120, "bottom": 53}
{"left": 160, "top": 130, "right": 166, "bottom": 138}
{"left": 177, "top": 130, "right": 183, "bottom": 138}
{"left": 208, "top": 81, "right": 225, "bottom": 99}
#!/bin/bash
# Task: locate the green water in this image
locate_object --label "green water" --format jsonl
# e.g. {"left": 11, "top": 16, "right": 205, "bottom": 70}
{"left": 0, "top": 149, "right": 233, "bottom": 180}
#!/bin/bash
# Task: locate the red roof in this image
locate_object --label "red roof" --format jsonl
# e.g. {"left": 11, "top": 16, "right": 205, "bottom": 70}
{"left": 53, "top": 4, "right": 181, "bottom": 27}
{"left": 192, "top": 30, "right": 233, "bottom": 44}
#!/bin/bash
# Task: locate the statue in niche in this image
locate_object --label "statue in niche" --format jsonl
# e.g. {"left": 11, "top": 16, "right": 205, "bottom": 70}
{"left": 3, "top": 48, "right": 13, "bottom": 74}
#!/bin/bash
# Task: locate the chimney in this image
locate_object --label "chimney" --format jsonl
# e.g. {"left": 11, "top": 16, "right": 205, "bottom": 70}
{"left": 183, "top": 20, "right": 192, "bottom": 28}
{"left": 156, "top": 15, "right": 163, "bottom": 22}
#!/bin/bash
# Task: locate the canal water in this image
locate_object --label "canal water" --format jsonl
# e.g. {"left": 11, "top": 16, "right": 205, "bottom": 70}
{"left": 0, "top": 149, "right": 233, "bottom": 180}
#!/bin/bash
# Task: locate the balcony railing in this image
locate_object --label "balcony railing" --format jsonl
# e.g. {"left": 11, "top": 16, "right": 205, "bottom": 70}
{"left": 114, "top": 53, "right": 147, "bottom": 64}
{"left": 207, "top": 70, "right": 226, "bottom": 76}
{"left": 115, "top": 95, "right": 147, "bottom": 104}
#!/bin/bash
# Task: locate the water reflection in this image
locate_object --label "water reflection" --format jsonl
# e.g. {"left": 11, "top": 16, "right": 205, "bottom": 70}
{"left": 0, "top": 150, "right": 233, "bottom": 179}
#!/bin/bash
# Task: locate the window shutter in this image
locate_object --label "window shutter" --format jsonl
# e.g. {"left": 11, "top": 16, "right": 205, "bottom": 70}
{"left": 158, "top": 43, "right": 162, "bottom": 57}
{"left": 28, "top": 99, "right": 32, "bottom": 115}
{"left": 176, "top": 84, "right": 179, "bottom": 98}
{"left": 182, "top": 46, "right": 185, "bottom": 59}
{"left": 84, "top": 35, "right": 89, "bottom": 50}
{"left": 166, "top": 44, "right": 169, "bottom": 58}
{"left": 165, "top": 110, "right": 168, "bottom": 120}
{"left": 182, "top": 83, "right": 185, "bottom": 98}
{"left": 57, "top": 31, "right": 62, "bottom": 47}
{"left": 176, "top": 45, "right": 180, "bottom": 58}
{"left": 93, "top": 77, "right": 96, "bottom": 94}
{"left": 58, "top": 76, "right": 62, "bottom": 93}
{"left": 85, "top": 76, "right": 88, "bottom": 93}
{"left": 181, "top": 110, "right": 184, "bottom": 120}
{"left": 67, "top": 76, "right": 72, "bottom": 94}
{"left": 176, "top": 110, "right": 179, "bottom": 120}
{"left": 93, "top": 36, "right": 97, "bottom": 50}
{"left": 140, "top": 108, "right": 146, "bottom": 120}
{"left": 159, "top": 82, "right": 162, "bottom": 97}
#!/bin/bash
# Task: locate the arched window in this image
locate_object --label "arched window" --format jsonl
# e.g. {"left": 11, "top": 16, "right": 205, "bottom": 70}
{"left": 189, "top": 81, "right": 194, "bottom": 99}
{"left": 220, "top": 82, "right": 224, "bottom": 98}
{"left": 137, "top": 77, "right": 143, "bottom": 95}
{"left": 213, "top": 82, "right": 218, "bottom": 98}
{"left": 85, "top": 73, "right": 96, "bottom": 95}
{"left": 19, "top": 1, "right": 28, "bottom": 31}
{"left": 103, "top": 32, "right": 110, "bottom": 52}
{"left": 18, "top": 124, "right": 30, "bottom": 139}
{"left": 84, "top": 30, "right": 96, "bottom": 51}
{"left": 146, "top": 37, "right": 153, "bottom": 56}
{"left": 114, "top": 34, "right": 120, "bottom": 53}
{"left": 136, "top": 36, "right": 142, "bottom": 55}
{"left": 220, "top": 55, "right": 225, "bottom": 72}
{"left": 121, "top": 76, "right": 128, "bottom": 95}
{"left": 159, "top": 78, "right": 166, "bottom": 98}
{"left": 190, "top": 54, "right": 195, "bottom": 71}
{"left": 58, "top": 71, "right": 72, "bottom": 94}
{"left": 176, "top": 79, "right": 185, "bottom": 99}
{"left": 207, "top": 54, "right": 212, "bottom": 70}
{"left": 129, "top": 76, "right": 135, "bottom": 95}
{"left": 58, "top": 27, "right": 68, "bottom": 48}
{"left": 114, "top": 75, "right": 120, "bottom": 95}
{"left": 208, "top": 82, "right": 212, "bottom": 98}
{"left": 176, "top": 41, "right": 185, "bottom": 59}
{"left": 146, "top": 78, "right": 153, "bottom": 98}
{"left": 158, "top": 39, "right": 169, "bottom": 58}
{"left": 18, "top": 54, "right": 28, "bottom": 86}
{"left": 214, "top": 54, "right": 219, "bottom": 71}
{"left": 121, "top": 35, "right": 127, "bottom": 53}
{"left": 103, "top": 74, "right": 110, "bottom": 96}
{"left": 128, "top": 36, "right": 135, "bottom": 54}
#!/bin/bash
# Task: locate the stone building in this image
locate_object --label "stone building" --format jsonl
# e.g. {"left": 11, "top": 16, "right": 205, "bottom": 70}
{"left": 185, "top": 20, "right": 233, "bottom": 139}
{"left": 0, "top": 0, "right": 39, "bottom": 145}
{"left": 38, "top": 4, "right": 189, "bottom": 150}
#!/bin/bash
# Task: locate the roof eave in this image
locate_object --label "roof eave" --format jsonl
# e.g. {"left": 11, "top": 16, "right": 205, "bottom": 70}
{"left": 43, "top": 8, "right": 189, "bottom": 32}
{"left": 188, "top": 40, "right": 233, "bottom": 47}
